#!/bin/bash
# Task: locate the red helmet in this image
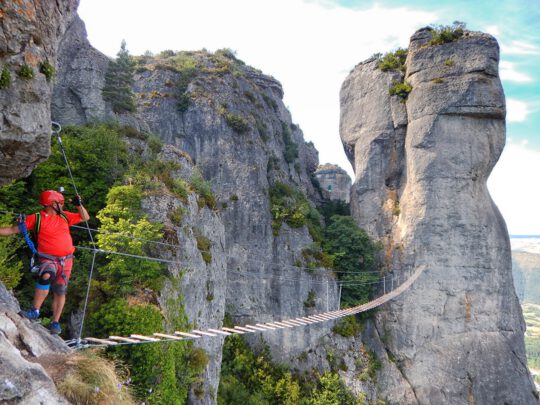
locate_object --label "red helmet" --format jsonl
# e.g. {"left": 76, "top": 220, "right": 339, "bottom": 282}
{"left": 39, "top": 190, "right": 64, "bottom": 206}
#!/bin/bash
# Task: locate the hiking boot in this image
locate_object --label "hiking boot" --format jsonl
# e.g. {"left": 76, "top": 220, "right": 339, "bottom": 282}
{"left": 22, "top": 308, "right": 40, "bottom": 320}
{"left": 49, "top": 321, "right": 61, "bottom": 335}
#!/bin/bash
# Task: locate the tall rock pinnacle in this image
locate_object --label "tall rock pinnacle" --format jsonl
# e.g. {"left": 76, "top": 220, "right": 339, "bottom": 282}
{"left": 340, "top": 28, "right": 537, "bottom": 404}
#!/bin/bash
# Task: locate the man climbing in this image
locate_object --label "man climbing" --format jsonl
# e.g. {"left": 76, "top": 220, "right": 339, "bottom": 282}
{"left": 0, "top": 190, "right": 89, "bottom": 335}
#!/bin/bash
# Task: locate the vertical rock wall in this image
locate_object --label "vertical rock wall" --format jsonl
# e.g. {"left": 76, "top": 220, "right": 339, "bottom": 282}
{"left": 0, "top": 0, "right": 79, "bottom": 185}
{"left": 341, "top": 29, "right": 537, "bottom": 404}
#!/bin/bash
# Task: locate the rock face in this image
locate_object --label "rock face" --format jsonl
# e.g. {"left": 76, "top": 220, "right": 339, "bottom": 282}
{"left": 52, "top": 19, "right": 339, "bottom": 401}
{"left": 0, "top": 283, "right": 70, "bottom": 404}
{"left": 0, "top": 0, "right": 79, "bottom": 185}
{"left": 341, "top": 28, "right": 537, "bottom": 404}
{"left": 314, "top": 163, "right": 352, "bottom": 202}
{"left": 52, "top": 15, "right": 113, "bottom": 125}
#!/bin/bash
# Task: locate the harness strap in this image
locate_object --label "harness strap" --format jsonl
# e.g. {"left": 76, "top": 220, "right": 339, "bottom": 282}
{"left": 17, "top": 215, "right": 38, "bottom": 255}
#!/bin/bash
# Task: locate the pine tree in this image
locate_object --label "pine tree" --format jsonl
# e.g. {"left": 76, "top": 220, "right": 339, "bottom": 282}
{"left": 102, "top": 40, "right": 136, "bottom": 113}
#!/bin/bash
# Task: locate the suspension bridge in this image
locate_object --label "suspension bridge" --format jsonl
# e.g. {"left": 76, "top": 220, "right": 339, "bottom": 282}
{"left": 69, "top": 265, "right": 424, "bottom": 349}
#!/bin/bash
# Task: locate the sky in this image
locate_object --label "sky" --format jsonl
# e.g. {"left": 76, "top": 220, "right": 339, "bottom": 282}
{"left": 78, "top": 0, "right": 540, "bottom": 235}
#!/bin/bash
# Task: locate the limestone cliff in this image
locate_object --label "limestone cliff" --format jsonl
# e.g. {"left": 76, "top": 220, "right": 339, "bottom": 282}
{"left": 0, "top": 0, "right": 79, "bottom": 185}
{"left": 341, "top": 28, "right": 537, "bottom": 403}
{"left": 51, "top": 15, "right": 339, "bottom": 402}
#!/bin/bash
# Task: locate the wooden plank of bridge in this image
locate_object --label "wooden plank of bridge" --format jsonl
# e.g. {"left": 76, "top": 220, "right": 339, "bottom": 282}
{"left": 192, "top": 330, "right": 218, "bottom": 337}
{"left": 153, "top": 333, "right": 183, "bottom": 340}
{"left": 266, "top": 322, "right": 286, "bottom": 329}
{"left": 109, "top": 336, "right": 140, "bottom": 343}
{"left": 85, "top": 337, "right": 118, "bottom": 345}
{"left": 221, "top": 327, "right": 245, "bottom": 334}
{"left": 280, "top": 320, "right": 302, "bottom": 327}
{"left": 243, "top": 325, "right": 267, "bottom": 332}
{"left": 207, "top": 328, "right": 231, "bottom": 336}
{"left": 130, "top": 334, "right": 161, "bottom": 342}
{"left": 272, "top": 321, "right": 293, "bottom": 328}
{"left": 234, "top": 326, "right": 256, "bottom": 333}
{"left": 255, "top": 323, "right": 278, "bottom": 330}
{"left": 175, "top": 331, "right": 202, "bottom": 339}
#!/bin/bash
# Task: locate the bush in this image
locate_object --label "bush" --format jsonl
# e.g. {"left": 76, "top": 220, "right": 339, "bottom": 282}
{"left": 304, "top": 290, "right": 316, "bottom": 308}
{"left": 332, "top": 315, "right": 363, "bottom": 337}
{"left": 0, "top": 216, "right": 23, "bottom": 289}
{"left": 18, "top": 64, "right": 34, "bottom": 80}
{"left": 281, "top": 121, "right": 298, "bottom": 163}
{"left": 220, "top": 108, "right": 249, "bottom": 134}
{"left": 194, "top": 228, "right": 212, "bottom": 264}
{"left": 377, "top": 48, "right": 408, "bottom": 72}
{"left": 429, "top": 21, "right": 466, "bottom": 46}
{"left": 322, "top": 216, "right": 380, "bottom": 307}
{"left": 389, "top": 81, "right": 412, "bottom": 99}
{"left": 0, "top": 65, "right": 11, "bottom": 89}
{"left": 189, "top": 168, "right": 217, "bottom": 210}
{"left": 39, "top": 61, "right": 55, "bottom": 81}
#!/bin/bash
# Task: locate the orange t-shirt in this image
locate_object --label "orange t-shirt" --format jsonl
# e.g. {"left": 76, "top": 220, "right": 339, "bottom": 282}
{"left": 25, "top": 211, "right": 82, "bottom": 256}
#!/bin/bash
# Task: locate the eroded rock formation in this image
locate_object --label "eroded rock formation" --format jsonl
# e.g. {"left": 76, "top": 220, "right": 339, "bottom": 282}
{"left": 341, "top": 28, "right": 537, "bottom": 404}
{"left": 0, "top": 0, "right": 79, "bottom": 185}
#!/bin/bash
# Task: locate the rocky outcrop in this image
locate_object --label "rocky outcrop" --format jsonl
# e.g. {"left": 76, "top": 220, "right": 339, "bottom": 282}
{"left": 0, "top": 0, "right": 79, "bottom": 185}
{"left": 0, "top": 283, "right": 70, "bottom": 404}
{"left": 51, "top": 15, "right": 113, "bottom": 125}
{"left": 341, "top": 28, "right": 537, "bottom": 404}
{"left": 314, "top": 163, "right": 352, "bottom": 202}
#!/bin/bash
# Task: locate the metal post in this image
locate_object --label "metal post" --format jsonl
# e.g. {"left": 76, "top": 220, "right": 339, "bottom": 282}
{"left": 338, "top": 284, "right": 342, "bottom": 310}
{"left": 391, "top": 275, "right": 394, "bottom": 291}
{"left": 383, "top": 276, "right": 386, "bottom": 294}
{"left": 326, "top": 278, "right": 329, "bottom": 312}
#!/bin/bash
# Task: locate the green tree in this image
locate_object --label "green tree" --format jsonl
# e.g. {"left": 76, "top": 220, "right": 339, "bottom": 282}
{"left": 102, "top": 40, "right": 137, "bottom": 113}
{"left": 0, "top": 215, "right": 23, "bottom": 289}
{"left": 323, "top": 216, "right": 380, "bottom": 307}
{"left": 96, "top": 185, "right": 165, "bottom": 294}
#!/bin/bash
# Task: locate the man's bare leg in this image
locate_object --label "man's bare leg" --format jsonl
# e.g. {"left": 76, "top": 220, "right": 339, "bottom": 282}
{"left": 32, "top": 288, "right": 49, "bottom": 310}
{"left": 52, "top": 293, "right": 66, "bottom": 322}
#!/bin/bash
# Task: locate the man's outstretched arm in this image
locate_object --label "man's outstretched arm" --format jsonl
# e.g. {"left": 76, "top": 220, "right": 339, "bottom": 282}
{"left": 0, "top": 225, "right": 20, "bottom": 236}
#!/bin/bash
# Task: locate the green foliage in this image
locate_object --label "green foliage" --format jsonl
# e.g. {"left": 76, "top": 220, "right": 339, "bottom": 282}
{"left": 281, "top": 121, "right": 298, "bottom": 163}
{"left": 429, "top": 21, "right": 466, "bottom": 46}
{"left": 304, "top": 290, "right": 316, "bottom": 308}
{"left": 0, "top": 65, "right": 11, "bottom": 89}
{"left": 175, "top": 56, "right": 199, "bottom": 112}
{"left": 377, "top": 48, "right": 408, "bottom": 72}
{"left": 218, "top": 336, "right": 301, "bottom": 405}
{"left": 96, "top": 185, "right": 166, "bottom": 294}
{"left": 18, "top": 64, "right": 34, "bottom": 80}
{"left": 323, "top": 216, "right": 380, "bottom": 308}
{"left": 310, "top": 373, "right": 355, "bottom": 405}
{"left": 0, "top": 215, "right": 23, "bottom": 289}
{"left": 39, "top": 61, "right": 55, "bottom": 81}
{"left": 31, "top": 124, "right": 129, "bottom": 221}
{"left": 389, "top": 81, "right": 412, "bottom": 99}
{"left": 269, "top": 183, "right": 322, "bottom": 240}
{"left": 147, "top": 135, "right": 163, "bottom": 154}
{"left": 219, "top": 106, "right": 249, "bottom": 134}
{"left": 332, "top": 315, "right": 363, "bottom": 337}
{"left": 444, "top": 58, "right": 455, "bottom": 67}
{"left": 189, "top": 168, "right": 217, "bottom": 210}
{"left": 87, "top": 298, "right": 199, "bottom": 404}
{"left": 193, "top": 228, "right": 212, "bottom": 264}
{"left": 318, "top": 200, "right": 350, "bottom": 223}
{"left": 168, "top": 206, "right": 186, "bottom": 225}
{"left": 102, "top": 40, "right": 137, "bottom": 113}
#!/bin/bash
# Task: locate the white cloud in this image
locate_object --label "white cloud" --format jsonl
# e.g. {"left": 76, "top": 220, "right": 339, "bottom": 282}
{"left": 501, "top": 40, "right": 540, "bottom": 56}
{"left": 499, "top": 60, "right": 533, "bottom": 83}
{"left": 506, "top": 98, "right": 530, "bottom": 122}
{"left": 484, "top": 25, "right": 500, "bottom": 37}
{"left": 78, "top": 0, "right": 437, "bottom": 179}
{"left": 489, "top": 142, "right": 540, "bottom": 235}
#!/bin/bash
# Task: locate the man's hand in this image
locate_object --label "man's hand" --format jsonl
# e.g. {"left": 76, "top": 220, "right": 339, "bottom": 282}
{"left": 72, "top": 195, "right": 83, "bottom": 207}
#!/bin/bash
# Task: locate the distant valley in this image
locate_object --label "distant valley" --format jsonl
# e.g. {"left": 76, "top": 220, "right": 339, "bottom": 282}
{"left": 512, "top": 236, "right": 540, "bottom": 383}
